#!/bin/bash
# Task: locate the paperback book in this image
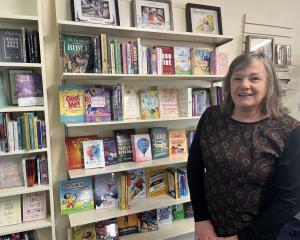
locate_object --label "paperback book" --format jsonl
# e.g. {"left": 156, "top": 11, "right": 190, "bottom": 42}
{"left": 102, "top": 137, "right": 118, "bottom": 165}
{"left": 158, "top": 88, "right": 179, "bottom": 118}
{"left": 22, "top": 191, "right": 47, "bottom": 222}
{"left": 114, "top": 129, "right": 135, "bottom": 163}
{"left": 171, "top": 203, "right": 185, "bottom": 221}
{"left": 146, "top": 167, "right": 167, "bottom": 197}
{"left": 131, "top": 134, "right": 152, "bottom": 162}
{"left": 127, "top": 169, "right": 146, "bottom": 204}
{"left": 139, "top": 90, "right": 159, "bottom": 120}
{"left": 168, "top": 129, "right": 188, "bottom": 157}
{"left": 157, "top": 206, "right": 172, "bottom": 225}
{"left": 148, "top": 127, "right": 169, "bottom": 160}
{"left": 82, "top": 139, "right": 105, "bottom": 169}
{"left": 0, "top": 155, "right": 24, "bottom": 189}
{"left": 137, "top": 210, "right": 158, "bottom": 232}
{"left": 95, "top": 218, "right": 119, "bottom": 240}
{"left": 116, "top": 214, "right": 139, "bottom": 236}
{"left": 0, "top": 195, "right": 22, "bottom": 226}
{"left": 73, "top": 223, "right": 96, "bottom": 240}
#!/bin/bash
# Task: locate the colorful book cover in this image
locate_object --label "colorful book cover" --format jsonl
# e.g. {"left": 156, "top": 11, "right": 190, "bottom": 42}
{"left": 0, "top": 195, "right": 22, "bottom": 226}
{"left": 158, "top": 88, "right": 179, "bottom": 118}
{"left": 59, "top": 85, "right": 85, "bottom": 123}
{"left": 0, "top": 155, "right": 24, "bottom": 189}
{"left": 149, "top": 127, "right": 169, "bottom": 160}
{"left": 137, "top": 210, "right": 158, "bottom": 233}
{"left": 139, "top": 90, "right": 160, "bottom": 120}
{"left": 62, "top": 34, "right": 93, "bottom": 73}
{"left": 177, "top": 167, "right": 189, "bottom": 197}
{"left": 191, "top": 48, "right": 210, "bottom": 75}
{"left": 0, "top": 71, "right": 8, "bottom": 108}
{"left": 116, "top": 214, "right": 139, "bottom": 236}
{"left": 85, "top": 86, "right": 112, "bottom": 122}
{"left": 73, "top": 223, "right": 96, "bottom": 240}
{"left": 171, "top": 203, "right": 185, "bottom": 221}
{"left": 157, "top": 206, "right": 172, "bottom": 225}
{"left": 168, "top": 129, "right": 188, "bottom": 157}
{"left": 14, "top": 73, "right": 44, "bottom": 106}
{"left": 114, "top": 129, "right": 135, "bottom": 163}
{"left": 183, "top": 202, "right": 194, "bottom": 219}
{"left": 102, "top": 137, "right": 118, "bottom": 166}
{"left": 22, "top": 191, "right": 47, "bottom": 222}
{"left": 60, "top": 177, "right": 94, "bottom": 215}
{"left": 127, "top": 169, "right": 146, "bottom": 204}
{"left": 122, "top": 85, "right": 141, "bottom": 120}
{"left": 95, "top": 218, "right": 119, "bottom": 240}
{"left": 94, "top": 173, "right": 119, "bottom": 209}
{"left": 65, "top": 135, "right": 97, "bottom": 170}
{"left": 174, "top": 47, "right": 192, "bottom": 75}
{"left": 82, "top": 139, "right": 105, "bottom": 169}
{"left": 167, "top": 168, "right": 179, "bottom": 199}
{"left": 131, "top": 134, "right": 152, "bottom": 162}
{"left": 154, "top": 46, "right": 174, "bottom": 75}
{"left": 146, "top": 166, "right": 167, "bottom": 197}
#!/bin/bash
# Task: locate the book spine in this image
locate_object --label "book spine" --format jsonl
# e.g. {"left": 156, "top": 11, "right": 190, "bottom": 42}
{"left": 33, "top": 116, "right": 38, "bottom": 149}
{"left": 7, "top": 121, "right": 15, "bottom": 151}
{"left": 110, "top": 42, "right": 116, "bottom": 74}
{"left": 37, "top": 120, "right": 42, "bottom": 149}
{"left": 28, "top": 112, "right": 34, "bottom": 149}
{"left": 37, "top": 156, "right": 41, "bottom": 185}
{"left": 22, "top": 157, "right": 28, "bottom": 187}
{"left": 17, "top": 116, "right": 23, "bottom": 150}
{"left": 92, "top": 36, "right": 99, "bottom": 73}
{"left": 137, "top": 38, "right": 143, "bottom": 74}
{"left": 13, "top": 121, "right": 18, "bottom": 151}
{"left": 100, "top": 34, "right": 108, "bottom": 74}
{"left": 126, "top": 42, "right": 131, "bottom": 74}
{"left": 121, "top": 43, "right": 127, "bottom": 74}
{"left": 41, "top": 121, "right": 47, "bottom": 148}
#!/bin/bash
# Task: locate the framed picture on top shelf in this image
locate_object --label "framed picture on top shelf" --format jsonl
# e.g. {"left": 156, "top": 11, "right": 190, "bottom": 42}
{"left": 70, "top": 0, "right": 120, "bottom": 26}
{"left": 186, "top": 3, "right": 223, "bottom": 35}
{"left": 132, "top": 0, "right": 174, "bottom": 30}
{"left": 245, "top": 35, "right": 274, "bottom": 60}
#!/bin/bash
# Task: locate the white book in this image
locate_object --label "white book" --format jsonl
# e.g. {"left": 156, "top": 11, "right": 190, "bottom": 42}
{"left": 22, "top": 191, "right": 47, "bottom": 222}
{"left": 158, "top": 88, "right": 179, "bottom": 118}
{"left": 142, "top": 46, "right": 148, "bottom": 75}
{"left": 22, "top": 157, "right": 28, "bottom": 187}
{"left": 7, "top": 121, "right": 15, "bottom": 152}
{"left": 122, "top": 85, "right": 141, "bottom": 120}
{"left": 137, "top": 38, "right": 143, "bottom": 74}
{"left": 83, "top": 139, "right": 105, "bottom": 169}
{"left": 110, "top": 42, "right": 116, "bottom": 74}
{"left": 13, "top": 120, "right": 18, "bottom": 151}
{"left": 156, "top": 47, "right": 163, "bottom": 75}
{"left": 0, "top": 195, "right": 22, "bottom": 226}
{"left": 178, "top": 88, "right": 192, "bottom": 117}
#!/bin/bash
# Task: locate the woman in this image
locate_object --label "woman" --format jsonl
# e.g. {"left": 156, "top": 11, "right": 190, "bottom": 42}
{"left": 187, "top": 52, "right": 300, "bottom": 240}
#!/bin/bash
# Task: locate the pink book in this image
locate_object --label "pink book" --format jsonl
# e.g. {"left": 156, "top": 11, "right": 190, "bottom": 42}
{"left": 131, "top": 134, "right": 152, "bottom": 162}
{"left": 22, "top": 191, "right": 47, "bottom": 222}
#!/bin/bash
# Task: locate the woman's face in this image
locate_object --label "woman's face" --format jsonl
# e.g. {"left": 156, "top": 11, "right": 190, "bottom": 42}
{"left": 230, "top": 59, "right": 268, "bottom": 114}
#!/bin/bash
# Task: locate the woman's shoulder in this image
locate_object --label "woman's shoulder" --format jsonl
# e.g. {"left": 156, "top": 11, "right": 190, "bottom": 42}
{"left": 278, "top": 113, "right": 300, "bottom": 130}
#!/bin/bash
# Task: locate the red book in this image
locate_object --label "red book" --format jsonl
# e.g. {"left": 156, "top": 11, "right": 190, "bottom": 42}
{"left": 154, "top": 46, "right": 174, "bottom": 75}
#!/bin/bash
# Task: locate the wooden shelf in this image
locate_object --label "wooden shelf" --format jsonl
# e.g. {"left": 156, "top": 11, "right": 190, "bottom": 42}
{"left": 0, "top": 185, "right": 50, "bottom": 198}
{"left": 68, "top": 195, "right": 190, "bottom": 227}
{"left": 0, "top": 62, "right": 42, "bottom": 68}
{"left": 0, "top": 14, "right": 38, "bottom": 24}
{"left": 69, "top": 155, "right": 187, "bottom": 179}
{"left": 0, "top": 106, "right": 45, "bottom": 113}
{"left": 65, "top": 116, "right": 199, "bottom": 128}
{"left": 58, "top": 20, "right": 233, "bottom": 47}
{"left": 121, "top": 218, "right": 194, "bottom": 240}
{"left": 0, "top": 217, "right": 52, "bottom": 236}
{"left": 0, "top": 148, "right": 48, "bottom": 156}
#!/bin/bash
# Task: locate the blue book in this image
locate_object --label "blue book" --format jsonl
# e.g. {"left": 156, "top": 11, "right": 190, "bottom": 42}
{"left": 17, "top": 116, "right": 23, "bottom": 150}
{"left": 28, "top": 112, "right": 34, "bottom": 149}
{"left": 36, "top": 120, "right": 42, "bottom": 149}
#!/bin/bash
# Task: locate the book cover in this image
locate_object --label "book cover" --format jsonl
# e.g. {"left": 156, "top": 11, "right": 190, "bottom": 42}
{"left": 183, "top": 202, "right": 194, "bottom": 219}
{"left": 137, "top": 210, "right": 158, "bottom": 232}
{"left": 0, "top": 155, "right": 24, "bottom": 189}
{"left": 102, "top": 137, "right": 118, "bottom": 166}
{"left": 14, "top": 73, "right": 44, "bottom": 106}
{"left": 174, "top": 47, "right": 192, "bottom": 75}
{"left": 171, "top": 203, "right": 185, "bottom": 221}
{"left": 168, "top": 129, "right": 188, "bottom": 157}
{"left": 73, "top": 223, "right": 96, "bottom": 240}
{"left": 177, "top": 167, "right": 189, "bottom": 197}
{"left": 0, "top": 71, "right": 8, "bottom": 108}
{"left": 146, "top": 166, "right": 167, "bottom": 197}
{"left": 157, "top": 206, "right": 172, "bottom": 225}
{"left": 59, "top": 85, "right": 85, "bottom": 123}
{"left": 0, "top": 195, "right": 22, "bottom": 226}
{"left": 127, "top": 169, "right": 146, "bottom": 204}
{"left": 95, "top": 218, "right": 119, "bottom": 240}
{"left": 122, "top": 85, "right": 141, "bottom": 120}
{"left": 139, "top": 90, "right": 159, "bottom": 120}
{"left": 167, "top": 168, "right": 179, "bottom": 199}
{"left": 158, "top": 88, "right": 179, "bottom": 118}
{"left": 116, "top": 214, "right": 139, "bottom": 236}
{"left": 94, "top": 173, "right": 119, "bottom": 209}
{"left": 114, "top": 129, "right": 135, "bottom": 163}
{"left": 154, "top": 46, "right": 174, "bottom": 75}
{"left": 22, "top": 191, "right": 47, "bottom": 222}
{"left": 60, "top": 177, "right": 94, "bottom": 215}
{"left": 63, "top": 34, "right": 93, "bottom": 73}
{"left": 178, "top": 88, "right": 193, "bottom": 117}
{"left": 65, "top": 135, "right": 97, "bottom": 170}
{"left": 149, "top": 127, "right": 169, "bottom": 160}
{"left": 191, "top": 48, "right": 210, "bottom": 75}
{"left": 82, "top": 139, "right": 105, "bottom": 169}
{"left": 85, "top": 86, "right": 112, "bottom": 122}
{"left": 131, "top": 134, "right": 152, "bottom": 162}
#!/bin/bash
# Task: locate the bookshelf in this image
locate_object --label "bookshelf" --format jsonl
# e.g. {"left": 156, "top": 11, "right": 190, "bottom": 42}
{"left": 0, "top": 0, "right": 56, "bottom": 239}
{"left": 56, "top": 0, "right": 233, "bottom": 239}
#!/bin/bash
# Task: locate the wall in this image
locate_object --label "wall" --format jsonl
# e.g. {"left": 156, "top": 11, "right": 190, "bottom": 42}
{"left": 39, "top": 0, "right": 300, "bottom": 239}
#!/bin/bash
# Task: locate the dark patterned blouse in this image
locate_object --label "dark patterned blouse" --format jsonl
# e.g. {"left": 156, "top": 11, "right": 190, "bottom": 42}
{"left": 187, "top": 106, "right": 300, "bottom": 240}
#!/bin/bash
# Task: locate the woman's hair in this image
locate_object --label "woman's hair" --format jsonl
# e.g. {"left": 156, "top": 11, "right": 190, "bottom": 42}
{"left": 220, "top": 52, "right": 284, "bottom": 118}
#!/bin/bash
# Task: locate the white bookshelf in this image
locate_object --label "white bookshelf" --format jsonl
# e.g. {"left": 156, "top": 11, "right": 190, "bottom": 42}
{"left": 69, "top": 195, "right": 190, "bottom": 227}
{"left": 0, "top": 106, "right": 44, "bottom": 113}
{"left": 0, "top": 148, "right": 47, "bottom": 156}
{"left": 0, "top": 62, "right": 42, "bottom": 68}
{"left": 0, "top": 14, "right": 38, "bottom": 24}
{"left": 0, "top": 185, "right": 50, "bottom": 198}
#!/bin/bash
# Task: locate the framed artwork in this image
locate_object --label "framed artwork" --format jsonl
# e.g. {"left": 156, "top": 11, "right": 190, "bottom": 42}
{"left": 71, "top": 0, "right": 120, "bottom": 26}
{"left": 186, "top": 3, "right": 223, "bottom": 35}
{"left": 245, "top": 35, "right": 274, "bottom": 60}
{"left": 132, "top": 0, "right": 174, "bottom": 30}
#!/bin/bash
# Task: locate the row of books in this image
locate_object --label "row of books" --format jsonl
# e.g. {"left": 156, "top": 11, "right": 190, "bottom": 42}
{"left": 0, "top": 231, "right": 35, "bottom": 240}
{"left": 65, "top": 127, "right": 195, "bottom": 170}
{"left": 0, "top": 191, "right": 47, "bottom": 227}
{"left": 60, "top": 166, "right": 188, "bottom": 215}
{"left": 0, "top": 28, "right": 40, "bottom": 63}
{"left": 62, "top": 33, "right": 228, "bottom": 75}
{"left": 72, "top": 202, "right": 193, "bottom": 240}
{"left": 274, "top": 44, "right": 292, "bottom": 65}
{"left": 59, "top": 84, "right": 215, "bottom": 123}
{"left": 0, "top": 112, "right": 47, "bottom": 152}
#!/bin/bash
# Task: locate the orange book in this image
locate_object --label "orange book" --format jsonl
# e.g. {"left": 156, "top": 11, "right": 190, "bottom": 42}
{"left": 146, "top": 166, "right": 168, "bottom": 197}
{"left": 168, "top": 129, "right": 187, "bottom": 157}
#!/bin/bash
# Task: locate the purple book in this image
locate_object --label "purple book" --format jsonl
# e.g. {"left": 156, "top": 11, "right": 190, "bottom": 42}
{"left": 85, "top": 85, "right": 111, "bottom": 122}
{"left": 112, "top": 84, "right": 123, "bottom": 121}
{"left": 15, "top": 73, "right": 44, "bottom": 106}
{"left": 102, "top": 137, "right": 118, "bottom": 165}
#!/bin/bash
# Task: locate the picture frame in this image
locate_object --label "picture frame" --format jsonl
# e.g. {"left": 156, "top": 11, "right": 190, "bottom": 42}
{"left": 186, "top": 3, "right": 223, "bottom": 35}
{"left": 70, "top": 0, "right": 120, "bottom": 26}
{"left": 132, "top": 0, "right": 174, "bottom": 30}
{"left": 245, "top": 35, "right": 274, "bottom": 60}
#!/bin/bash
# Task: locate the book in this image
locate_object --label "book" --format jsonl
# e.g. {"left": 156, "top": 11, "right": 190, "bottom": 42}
{"left": 154, "top": 46, "right": 174, "bottom": 75}
{"left": 0, "top": 195, "right": 22, "bottom": 226}
{"left": 122, "top": 85, "right": 141, "bottom": 120}
{"left": 167, "top": 168, "right": 179, "bottom": 199}
{"left": 82, "top": 139, "right": 105, "bottom": 169}
{"left": 139, "top": 90, "right": 160, "bottom": 120}
{"left": 157, "top": 206, "right": 172, "bottom": 225}
{"left": 102, "top": 137, "right": 118, "bottom": 166}
{"left": 146, "top": 167, "right": 167, "bottom": 197}
{"left": 94, "top": 173, "right": 119, "bottom": 209}
{"left": 0, "top": 71, "right": 8, "bottom": 108}
{"left": 183, "top": 202, "right": 194, "bottom": 219}
{"left": 174, "top": 47, "right": 192, "bottom": 75}
{"left": 137, "top": 210, "right": 158, "bottom": 232}
{"left": 116, "top": 214, "right": 139, "bottom": 236}
{"left": 148, "top": 127, "right": 169, "bottom": 160}
{"left": 62, "top": 34, "right": 93, "bottom": 73}
{"left": 127, "top": 169, "right": 146, "bottom": 204}
{"left": 14, "top": 73, "right": 44, "bottom": 106}
{"left": 85, "top": 85, "right": 112, "bottom": 122}
{"left": 60, "top": 177, "right": 94, "bottom": 215}
{"left": 73, "top": 223, "right": 96, "bottom": 240}
{"left": 178, "top": 88, "right": 193, "bottom": 117}
{"left": 59, "top": 85, "right": 85, "bottom": 123}
{"left": 111, "top": 84, "right": 123, "bottom": 121}
{"left": 191, "top": 48, "right": 210, "bottom": 75}
{"left": 22, "top": 191, "right": 47, "bottom": 222}
{"left": 171, "top": 203, "right": 185, "bottom": 221}
{"left": 158, "top": 88, "right": 179, "bottom": 118}
{"left": 210, "top": 49, "right": 228, "bottom": 75}
{"left": 168, "top": 129, "right": 188, "bottom": 157}
{"left": 0, "top": 155, "right": 24, "bottom": 189}
{"left": 131, "top": 134, "right": 152, "bottom": 162}
{"left": 95, "top": 218, "right": 119, "bottom": 240}
{"left": 114, "top": 129, "right": 135, "bottom": 163}
{"left": 0, "top": 28, "right": 26, "bottom": 62}
{"left": 22, "top": 155, "right": 38, "bottom": 187}
{"left": 65, "top": 135, "right": 97, "bottom": 170}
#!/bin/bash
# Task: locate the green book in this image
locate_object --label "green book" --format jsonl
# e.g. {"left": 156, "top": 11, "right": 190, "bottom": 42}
{"left": 148, "top": 127, "right": 169, "bottom": 160}
{"left": 172, "top": 203, "right": 185, "bottom": 221}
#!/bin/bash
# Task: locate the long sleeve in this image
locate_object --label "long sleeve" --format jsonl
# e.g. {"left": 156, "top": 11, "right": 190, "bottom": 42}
{"left": 187, "top": 112, "right": 210, "bottom": 222}
{"left": 238, "top": 126, "right": 300, "bottom": 240}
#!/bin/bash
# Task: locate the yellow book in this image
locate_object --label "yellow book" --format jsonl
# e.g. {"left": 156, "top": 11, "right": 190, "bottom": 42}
{"left": 146, "top": 166, "right": 168, "bottom": 197}
{"left": 33, "top": 116, "right": 38, "bottom": 149}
